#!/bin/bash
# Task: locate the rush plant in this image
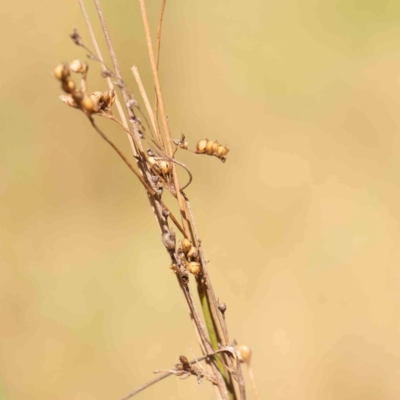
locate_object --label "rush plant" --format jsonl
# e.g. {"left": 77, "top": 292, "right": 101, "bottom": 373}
{"left": 54, "top": 1, "right": 259, "bottom": 399}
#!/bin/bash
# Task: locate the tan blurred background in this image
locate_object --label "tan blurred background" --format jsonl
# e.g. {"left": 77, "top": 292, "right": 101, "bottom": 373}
{"left": 1, "top": 0, "right": 400, "bottom": 399}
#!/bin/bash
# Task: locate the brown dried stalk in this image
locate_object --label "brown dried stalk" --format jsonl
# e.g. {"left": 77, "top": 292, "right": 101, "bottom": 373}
{"left": 55, "top": 1, "right": 249, "bottom": 399}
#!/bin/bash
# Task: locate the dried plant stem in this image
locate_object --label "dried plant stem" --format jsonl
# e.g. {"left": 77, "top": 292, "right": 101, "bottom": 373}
{"left": 131, "top": 66, "right": 162, "bottom": 148}
{"left": 185, "top": 196, "right": 246, "bottom": 400}
{"left": 120, "top": 348, "right": 237, "bottom": 400}
{"left": 137, "top": 0, "right": 191, "bottom": 238}
{"left": 120, "top": 372, "right": 170, "bottom": 400}
{"left": 78, "top": 0, "right": 134, "bottom": 154}
{"left": 153, "top": 0, "right": 166, "bottom": 137}
{"left": 247, "top": 363, "right": 261, "bottom": 400}
{"left": 89, "top": 117, "right": 151, "bottom": 192}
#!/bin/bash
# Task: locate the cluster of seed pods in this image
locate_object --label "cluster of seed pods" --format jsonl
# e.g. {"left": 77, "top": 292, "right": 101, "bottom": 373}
{"left": 196, "top": 139, "right": 229, "bottom": 162}
{"left": 146, "top": 149, "right": 173, "bottom": 178}
{"left": 54, "top": 60, "right": 115, "bottom": 115}
{"left": 170, "top": 238, "right": 201, "bottom": 276}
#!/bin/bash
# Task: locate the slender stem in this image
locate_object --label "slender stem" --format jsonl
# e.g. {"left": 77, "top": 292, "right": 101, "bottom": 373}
{"left": 78, "top": 0, "right": 135, "bottom": 155}
{"left": 89, "top": 117, "right": 153, "bottom": 194}
{"left": 131, "top": 66, "right": 163, "bottom": 149}
{"left": 120, "top": 372, "right": 171, "bottom": 400}
{"left": 138, "top": 0, "right": 191, "bottom": 238}
{"left": 247, "top": 363, "right": 261, "bottom": 400}
{"left": 154, "top": 0, "right": 166, "bottom": 138}
{"left": 120, "top": 348, "right": 237, "bottom": 400}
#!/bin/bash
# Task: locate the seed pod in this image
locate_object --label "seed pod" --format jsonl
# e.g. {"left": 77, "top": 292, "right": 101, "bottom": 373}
{"left": 216, "top": 145, "right": 226, "bottom": 157}
{"left": 61, "top": 79, "right": 76, "bottom": 93}
{"left": 219, "top": 145, "right": 229, "bottom": 156}
{"left": 59, "top": 94, "right": 78, "bottom": 108}
{"left": 187, "top": 246, "right": 198, "bottom": 260}
{"left": 69, "top": 59, "right": 88, "bottom": 74}
{"left": 103, "top": 89, "right": 116, "bottom": 109}
{"left": 212, "top": 141, "right": 219, "bottom": 153}
{"left": 54, "top": 63, "right": 70, "bottom": 80}
{"left": 196, "top": 139, "right": 208, "bottom": 154}
{"left": 159, "top": 160, "right": 171, "bottom": 175}
{"left": 237, "top": 345, "right": 252, "bottom": 364}
{"left": 81, "top": 95, "right": 99, "bottom": 114}
{"left": 205, "top": 140, "right": 215, "bottom": 155}
{"left": 147, "top": 156, "right": 156, "bottom": 167}
{"left": 91, "top": 91, "right": 103, "bottom": 100}
{"left": 188, "top": 261, "right": 201, "bottom": 275}
{"left": 181, "top": 238, "right": 192, "bottom": 254}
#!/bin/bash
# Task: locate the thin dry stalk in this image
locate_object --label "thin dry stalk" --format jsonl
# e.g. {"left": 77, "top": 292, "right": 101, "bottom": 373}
{"left": 153, "top": 0, "right": 166, "bottom": 137}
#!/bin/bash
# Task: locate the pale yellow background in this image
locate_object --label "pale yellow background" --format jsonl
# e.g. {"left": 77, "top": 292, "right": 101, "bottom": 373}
{"left": 1, "top": 1, "right": 400, "bottom": 399}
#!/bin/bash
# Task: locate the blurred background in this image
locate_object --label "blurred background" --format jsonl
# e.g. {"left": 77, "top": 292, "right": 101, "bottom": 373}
{"left": 1, "top": 0, "right": 400, "bottom": 399}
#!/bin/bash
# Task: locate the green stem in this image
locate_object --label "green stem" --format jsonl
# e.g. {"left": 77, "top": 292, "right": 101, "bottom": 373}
{"left": 198, "top": 284, "right": 236, "bottom": 400}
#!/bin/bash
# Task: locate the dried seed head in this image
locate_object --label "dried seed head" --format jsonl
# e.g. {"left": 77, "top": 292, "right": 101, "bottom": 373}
{"left": 69, "top": 59, "right": 88, "bottom": 74}
{"left": 59, "top": 94, "right": 78, "bottom": 108}
{"left": 181, "top": 238, "right": 192, "bottom": 254}
{"left": 205, "top": 140, "right": 215, "bottom": 155}
{"left": 187, "top": 246, "right": 198, "bottom": 260}
{"left": 54, "top": 63, "right": 70, "bottom": 80}
{"left": 196, "top": 139, "right": 208, "bottom": 154}
{"left": 81, "top": 95, "right": 99, "bottom": 114}
{"left": 237, "top": 345, "right": 252, "bottom": 364}
{"left": 188, "top": 261, "right": 201, "bottom": 275}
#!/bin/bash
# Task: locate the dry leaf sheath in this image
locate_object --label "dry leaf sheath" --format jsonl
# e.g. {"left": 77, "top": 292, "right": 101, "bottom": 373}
{"left": 54, "top": 1, "right": 249, "bottom": 399}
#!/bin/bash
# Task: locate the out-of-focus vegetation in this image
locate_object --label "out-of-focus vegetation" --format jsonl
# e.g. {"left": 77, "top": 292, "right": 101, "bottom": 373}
{"left": 1, "top": 0, "right": 400, "bottom": 399}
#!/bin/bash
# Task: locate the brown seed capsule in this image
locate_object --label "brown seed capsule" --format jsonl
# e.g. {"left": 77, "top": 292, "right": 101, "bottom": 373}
{"left": 188, "top": 261, "right": 201, "bottom": 275}
{"left": 54, "top": 63, "right": 70, "bottom": 80}
{"left": 181, "top": 238, "right": 192, "bottom": 254}
{"left": 237, "top": 345, "right": 252, "bottom": 364}
{"left": 187, "top": 246, "right": 198, "bottom": 260}
{"left": 159, "top": 160, "right": 171, "bottom": 175}
{"left": 61, "top": 79, "right": 76, "bottom": 93}
{"left": 81, "top": 95, "right": 99, "bottom": 114}
{"left": 196, "top": 139, "right": 208, "bottom": 154}
{"left": 212, "top": 141, "right": 219, "bottom": 153}
{"left": 216, "top": 145, "right": 226, "bottom": 157}
{"left": 219, "top": 145, "right": 229, "bottom": 156}
{"left": 205, "top": 140, "right": 215, "bottom": 155}
{"left": 69, "top": 59, "right": 88, "bottom": 74}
